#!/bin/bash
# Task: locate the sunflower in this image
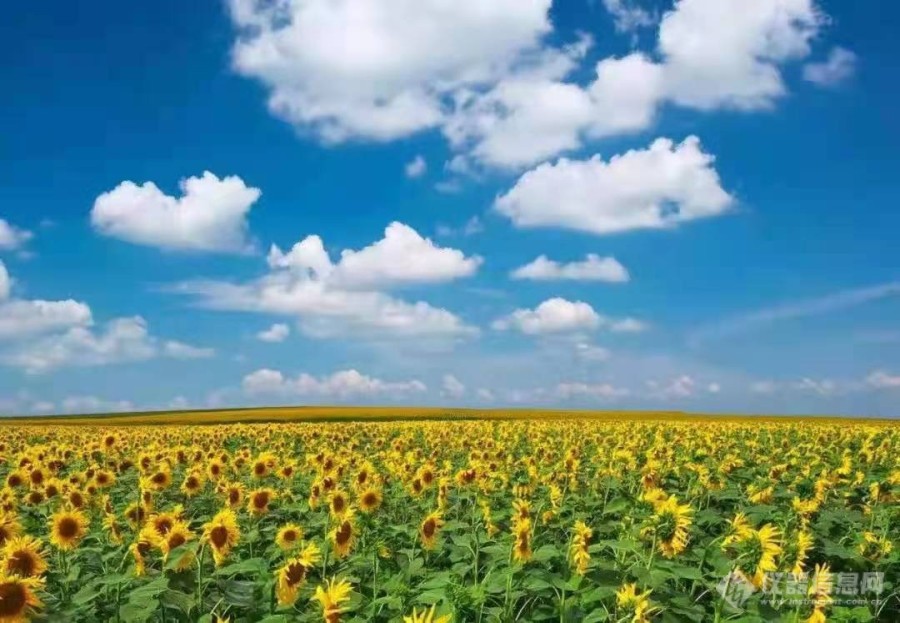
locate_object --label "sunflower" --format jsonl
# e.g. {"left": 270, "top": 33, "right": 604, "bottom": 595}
{"left": 357, "top": 487, "right": 382, "bottom": 513}
{"left": 858, "top": 531, "right": 893, "bottom": 561}
{"left": 806, "top": 563, "right": 833, "bottom": 622}
{"left": 0, "top": 572, "right": 43, "bottom": 623}
{"left": 123, "top": 502, "right": 149, "bottom": 529}
{"left": 651, "top": 496, "right": 692, "bottom": 558}
{"left": 160, "top": 522, "right": 194, "bottom": 571}
{"left": 275, "top": 524, "right": 304, "bottom": 551}
{"left": 569, "top": 520, "right": 592, "bottom": 576}
{"left": 512, "top": 518, "right": 533, "bottom": 564}
{"left": 416, "top": 510, "right": 443, "bottom": 551}
{"left": 206, "top": 459, "right": 225, "bottom": 481}
{"left": 49, "top": 509, "right": 88, "bottom": 550}
{"left": 313, "top": 577, "right": 353, "bottom": 623}
{"left": 733, "top": 524, "right": 782, "bottom": 588}
{"left": 146, "top": 506, "right": 184, "bottom": 541}
{"left": 330, "top": 510, "right": 357, "bottom": 560}
{"left": 203, "top": 508, "right": 240, "bottom": 566}
{"left": 275, "top": 542, "right": 322, "bottom": 606}
{"left": 783, "top": 530, "right": 814, "bottom": 575}
{"left": 1, "top": 537, "right": 47, "bottom": 579}
{"left": 180, "top": 472, "right": 204, "bottom": 497}
{"left": 721, "top": 512, "right": 752, "bottom": 548}
{"left": 615, "top": 583, "right": 657, "bottom": 623}
{"left": 404, "top": 605, "right": 452, "bottom": 623}
{"left": 222, "top": 482, "right": 245, "bottom": 509}
{"left": 103, "top": 513, "right": 124, "bottom": 545}
{"left": 329, "top": 490, "right": 350, "bottom": 520}
{"left": 247, "top": 488, "right": 276, "bottom": 516}
{"left": 93, "top": 469, "right": 115, "bottom": 489}
{"left": 130, "top": 538, "right": 152, "bottom": 577}
{"left": 146, "top": 467, "right": 172, "bottom": 491}
{"left": 0, "top": 515, "right": 22, "bottom": 548}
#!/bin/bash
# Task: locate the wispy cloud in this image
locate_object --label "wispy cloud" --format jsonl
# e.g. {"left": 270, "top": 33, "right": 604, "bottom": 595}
{"left": 689, "top": 282, "right": 900, "bottom": 346}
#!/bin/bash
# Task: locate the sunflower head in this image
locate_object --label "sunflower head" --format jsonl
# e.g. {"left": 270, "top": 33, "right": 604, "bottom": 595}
{"left": 2, "top": 536, "right": 48, "bottom": 579}
{"left": 275, "top": 524, "right": 304, "bottom": 551}
{"left": 49, "top": 509, "right": 89, "bottom": 551}
{"left": 0, "top": 573, "right": 43, "bottom": 622}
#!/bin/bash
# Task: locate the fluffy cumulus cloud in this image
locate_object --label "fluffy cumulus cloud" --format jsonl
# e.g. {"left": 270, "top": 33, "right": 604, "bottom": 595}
{"left": 496, "top": 136, "right": 734, "bottom": 235}
{"left": 0, "top": 218, "right": 33, "bottom": 252}
{"left": 2, "top": 316, "right": 213, "bottom": 374}
{"left": 257, "top": 323, "right": 290, "bottom": 343}
{"left": 228, "top": 0, "right": 552, "bottom": 142}
{"left": 58, "top": 396, "right": 135, "bottom": 415}
{"left": 226, "top": 0, "right": 830, "bottom": 171}
{"left": 511, "top": 254, "right": 629, "bottom": 282}
{"left": 803, "top": 47, "right": 857, "bottom": 87}
{"left": 268, "top": 222, "right": 482, "bottom": 290}
{"left": 242, "top": 368, "right": 427, "bottom": 399}
{"left": 0, "top": 261, "right": 93, "bottom": 340}
{"left": 493, "top": 298, "right": 600, "bottom": 334}
{"left": 493, "top": 298, "right": 648, "bottom": 336}
{"left": 91, "top": 172, "right": 261, "bottom": 253}
{"left": 176, "top": 222, "right": 478, "bottom": 339}
{"left": 441, "top": 374, "right": 466, "bottom": 399}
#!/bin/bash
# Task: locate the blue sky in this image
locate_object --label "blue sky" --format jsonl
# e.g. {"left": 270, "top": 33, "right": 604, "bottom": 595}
{"left": 1, "top": 0, "right": 899, "bottom": 416}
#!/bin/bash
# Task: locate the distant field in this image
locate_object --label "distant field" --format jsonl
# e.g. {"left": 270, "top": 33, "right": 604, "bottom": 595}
{"left": 1, "top": 405, "right": 896, "bottom": 426}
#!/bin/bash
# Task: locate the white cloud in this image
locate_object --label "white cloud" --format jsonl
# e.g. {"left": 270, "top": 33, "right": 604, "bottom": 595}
{"left": 226, "top": 0, "right": 829, "bottom": 170}
{"left": 163, "top": 340, "right": 216, "bottom": 359}
{"left": 269, "top": 222, "right": 482, "bottom": 290}
{"left": 707, "top": 382, "right": 721, "bottom": 394}
{"left": 646, "top": 374, "right": 696, "bottom": 398}
{"left": 441, "top": 374, "right": 466, "bottom": 399}
{"left": 791, "top": 377, "right": 837, "bottom": 396}
{"left": 436, "top": 216, "right": 484, "bottom": 238}
{"left": 405, "top": 155, "right": 428, "bottom": 179}
{"left": 242, "top": 368, "right": 427, "bottom": 399}
{"left": 556, "top": 381, "right": 629, "bottom": 400}
{"left": 511, "top": 254, "right": 629, "bottom": 282}
{"left": 91, "top": 171, "right": 261, "bottom": 253}
{"left": 658, "top": 0, "right": 822, "bottom": 111}
{"left": 603, "top": 0, "right": 655, "bottom": 33}
{"left": 228, "top": 0, "right": 552, "bottom": 142}
{"left": 610, "top": 318, "right": 649, "bottom": 333}
{"left": 0, "top": 263, "right": 93, "bottom": 341}
{"left": 493, "top": 298, "right": 601, "bottom": 335}
{"left": 575, "top": 342, "right": 611, "bottom": 362}
{"left": 495, "top": 136, "right": 734, "bottom": 235}
{"left": 866, "top": 370, "right": 900, "bottom": 390}
{"left": 0, "top": 261, "right": 10, "bottom": 301}
{"left": 257, "top": 323, "right": 291, "bottom": 343}
{"left": 2, "top": 316, "right": 213, "bottom": 374}
{"left": 179, "top": 223, "right": 478, "bottom": 340}
{"left": 803, "top": 47, "right": 857, "bottom": 87}
{"left": 493, "top": 298, "right": 647, "bottom": 336}
{"left": 0, "top": 219, "right": 33, "bottom": 252}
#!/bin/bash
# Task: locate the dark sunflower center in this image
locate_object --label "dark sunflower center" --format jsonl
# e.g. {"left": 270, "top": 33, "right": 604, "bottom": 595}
{"left": 285, "top": 562, "right": 307, "bottom": 585}
{"left": 7, "top": 551, "right": 35, "bottom": 577}
{"left": 210, "top": 526, "right": 229, "bottom": 548}
{"left": 336, "top": 522, "right": 352, "bottom": 545}
{"left": 253, "top": 463, "right": 266, "bottom": 476}
{"left": 0, "top": 581, "right": 27, "bottom": 616}
{"left": 283, "top": 530, "right": 297, "bottom": 542}
{"left": 156, "top": 518, "right": 173, "bottom": 535}
{"left": 152, "top": 473, "right": 167, "bottom": 484}
{"left": 57, "top": 517, "right": 79, "bottom": 539}
{"left": 168, "top": 534, "right": 186, "bottom": 549}
{"left": 229, "top": 490, "right": 240, "bottom": 504}
{"left": 332, "top": 497, "right": 345, "bottom": 513}
{"left": 362, "top": 492, "right": 377, "bottom": 506}
{"left": 422, "top": 519, "right": 436, "bottom": 538}
{"left": 253, "top": 492, "right": 269, "bottom": 508}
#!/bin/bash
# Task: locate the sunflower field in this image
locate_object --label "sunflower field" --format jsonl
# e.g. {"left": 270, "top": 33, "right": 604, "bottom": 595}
{"left": 0, "top": 417, "right": 897, "bottom": 622}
